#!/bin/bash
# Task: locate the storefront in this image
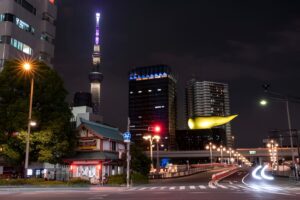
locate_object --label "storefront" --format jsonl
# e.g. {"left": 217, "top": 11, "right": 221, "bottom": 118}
{"left": 65, "top": 119, "right": 125, "bottom": 183}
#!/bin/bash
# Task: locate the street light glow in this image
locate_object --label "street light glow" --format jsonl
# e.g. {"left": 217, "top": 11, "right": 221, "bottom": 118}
{"left": 23, "top": 62, "right": 31, "bottom": 71}
{"left": 260, "top": 99, "right": 268, "bottom": 106}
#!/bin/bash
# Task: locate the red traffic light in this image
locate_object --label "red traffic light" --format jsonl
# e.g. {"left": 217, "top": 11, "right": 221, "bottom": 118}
{"left": 154, "top": 125, "right": 161, "bottom": 133}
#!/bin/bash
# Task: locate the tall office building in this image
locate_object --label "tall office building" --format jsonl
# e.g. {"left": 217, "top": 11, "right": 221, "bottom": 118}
{"left": 88, "top": 12, "right": 103, "bottom": 115}
{"left": 185, "top": 80, "right": 234, "bottom": 147}
{"left": 129, "top": 65, "right": 177, "bottom": 150}
{"left": 0, "top": 0, "right": 57, "bottom": 70}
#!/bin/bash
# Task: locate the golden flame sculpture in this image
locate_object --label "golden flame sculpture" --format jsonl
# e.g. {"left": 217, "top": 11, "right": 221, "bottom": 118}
{"left": 188, "top": 115, "right": 238, "bottom": 129}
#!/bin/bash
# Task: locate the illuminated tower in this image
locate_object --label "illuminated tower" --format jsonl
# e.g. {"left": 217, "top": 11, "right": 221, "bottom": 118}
{"left": 89, "top": 12, "right": 103, "bottom": 115}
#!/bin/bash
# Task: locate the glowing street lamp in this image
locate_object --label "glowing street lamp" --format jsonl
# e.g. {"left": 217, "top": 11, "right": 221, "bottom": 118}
{"left": 206, "top": 142, "right": 216, "bottom": 165}
{"left": 260, "top": 99, "right": 268, "bottom": 106}
{"left": 22, "top": 61, "right": 34, "bottom": 177}
{"left": 217, "top": 146, "right": 226, "bottom": 164}
{"left": 143, "top": 135, "right": 160, "bottom": 171}
{"left": 227, "top": 149, "right": 234, "bottom": 164}
{"left": 267, "top": 140, "right": 278, "bottom": 170}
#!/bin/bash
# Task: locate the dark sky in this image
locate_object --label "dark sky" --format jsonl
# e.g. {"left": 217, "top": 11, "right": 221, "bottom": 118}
{"left": 53, "top": 0, "right": 300, "bottom": 148}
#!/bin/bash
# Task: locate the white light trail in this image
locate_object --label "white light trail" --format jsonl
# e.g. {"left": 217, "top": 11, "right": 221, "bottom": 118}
{"left": 261, "top": 165, "right": 274, "bottom": 180}
{"left": 251, "top": 165, "right": 262, "bottom": 180}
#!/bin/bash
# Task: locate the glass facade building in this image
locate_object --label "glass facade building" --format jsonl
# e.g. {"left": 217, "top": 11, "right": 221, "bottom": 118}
{"left": 129, "top": 65, "right": 177, "bottom": 150}
{"left": 185, "top": 80, "right": 234, "bottom": 147}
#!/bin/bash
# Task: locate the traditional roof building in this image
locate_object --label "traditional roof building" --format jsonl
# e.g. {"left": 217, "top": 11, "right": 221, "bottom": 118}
{"left": 65, "top": 119, "right": 125, "bottom": 183}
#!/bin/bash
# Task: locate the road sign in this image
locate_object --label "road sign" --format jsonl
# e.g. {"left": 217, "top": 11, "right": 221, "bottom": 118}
{"left": 123, "top": 131, "right": 131, "bottom": 143}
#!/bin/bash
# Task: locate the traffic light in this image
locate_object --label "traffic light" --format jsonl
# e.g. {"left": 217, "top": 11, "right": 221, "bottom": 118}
{"left": 154, "top": 125, "right": 161, "bottom": 133}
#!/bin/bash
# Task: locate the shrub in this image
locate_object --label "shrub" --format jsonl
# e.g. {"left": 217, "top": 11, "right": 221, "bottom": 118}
{"left": 67, "top": 178, "right": 90, "bottom": 185}
{"left": 107, "top": 174, "right": 126, "bottom": 185}
{"left": 132, "top": 172, "right": 148, "bottom": 184}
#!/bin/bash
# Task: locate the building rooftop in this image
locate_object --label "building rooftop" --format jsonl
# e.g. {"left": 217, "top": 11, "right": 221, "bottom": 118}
{"left": 80, "top": 118, "right": 123, "bottom": 142}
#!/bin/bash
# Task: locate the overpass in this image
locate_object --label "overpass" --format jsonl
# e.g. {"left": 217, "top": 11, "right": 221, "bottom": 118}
{"left": 145, "top": 147, "right": 299, "bottom": 163}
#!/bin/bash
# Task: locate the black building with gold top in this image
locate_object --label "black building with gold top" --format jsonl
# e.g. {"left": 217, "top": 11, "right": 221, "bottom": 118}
{"left": 128, "top": 65, "right": 176, "bottom": 150}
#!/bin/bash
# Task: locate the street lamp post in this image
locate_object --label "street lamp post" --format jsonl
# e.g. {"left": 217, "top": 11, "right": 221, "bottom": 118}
{"left": 260, "top": 98, "right": 298, "bottom": 180}
{"left": 206, "top": 142, "right": 216, "bottom": 165}
{"left": 217, "top": 146, "right": 226, "bottom": 164}
{"left": 23, "top": 62, "right": 34, "bottom": 178}
{"left": 227, "top": 149, "right": 234, "bottom": 164}
{"left": 143, "top": 135, "right": 160, "bottom": 171}
{"left": 267, "top": 140, "right": 278, "bottom": 172}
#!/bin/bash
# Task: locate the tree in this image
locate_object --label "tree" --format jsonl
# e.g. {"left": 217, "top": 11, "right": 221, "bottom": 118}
{"left": 0, "top": 59, "right": 76, "bottom": 169}
{"left": 130, "top": 145, "right": 151, "bottom": 176}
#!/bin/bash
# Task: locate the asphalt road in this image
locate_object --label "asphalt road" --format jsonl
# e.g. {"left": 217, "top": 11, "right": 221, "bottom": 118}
{"left": 1, "top": 168, "right": 300, "bottom": 200}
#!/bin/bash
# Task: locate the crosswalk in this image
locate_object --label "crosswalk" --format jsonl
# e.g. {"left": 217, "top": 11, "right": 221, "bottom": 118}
{"left": 126, "top": 184, "right": 300, "bottom": 194}
{"left": 127, "top": 184, "right": 246, "bottom": 192}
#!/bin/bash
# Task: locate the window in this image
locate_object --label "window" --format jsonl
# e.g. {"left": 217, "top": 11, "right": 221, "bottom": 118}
{"left": 148, "top": 89, "right": 152, "bottom": 92}
{"left": 0, "top": 13, "right": 34, "bottom": 34}
{"left": 14, "top": 0, "right": 36, "bottom": 15}
{"left": 138, "top": 90, "right": 142, "bottom": 93}
{"left": 157, "top": 88, "right": 162, "bottom": 92}
{"left": 130, "top": 91, "right": 133, "bottom": 94}
{"left": 9, "top": 37, "right": 32, "bottom": 55}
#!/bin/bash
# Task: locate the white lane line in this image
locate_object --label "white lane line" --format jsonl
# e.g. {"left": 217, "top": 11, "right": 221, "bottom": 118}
{"left": 242, "top": 173, "right": 250, "bottom": 186}
{"left": 189, "top": 185, "right": 196, "bottom": 190}
{"left": 229, "top": 186, "right": 239, "bottom": 189}
{"left": 179, "top": 186, "right": 185, "bottom": 190}
{"left": 237, "top": 185, "right": 248, "bottom": 189}
{"left": 160, "top": 187, "right": 166, "bottom": 190}
{"left": 229, "top": 181, "right": 233, "bottom": 184}
{"left": 138, "top": 187, "right": 147, "bottom": 191}
{"left": 169, "top": 187, "right": 176, "bottom": 190}
{"left": 199, "top": 185, "right": 206, "bottom": 189}
{"left": 208, "top": 185, "right": 217, "bottom": 189}
{"left": 127, "top": 187, "right": 137, "bottom": 191}
{"left": 150, "top": 187, "right": 157, "bottom": 190}
{"left": 217, "top": 184, "right": 228, "bottom": 189}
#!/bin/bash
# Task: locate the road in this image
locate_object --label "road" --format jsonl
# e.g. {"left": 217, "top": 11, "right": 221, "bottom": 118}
{"left": 0, "top": 168, "right": 300, "bottom": 200}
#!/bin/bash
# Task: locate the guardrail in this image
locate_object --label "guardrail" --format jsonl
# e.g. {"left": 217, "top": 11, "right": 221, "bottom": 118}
{"left": 149, "top": 163, "right": 233, "bottom": 179}
{"left": 211, "top": 166, "right": 239, "bottom": 181}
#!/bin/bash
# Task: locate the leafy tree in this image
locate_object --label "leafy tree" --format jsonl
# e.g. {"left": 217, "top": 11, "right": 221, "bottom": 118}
{"left": 130, "top": 145, "right": 151, "bottom": 176}
{"left": 0, "top": 59, "right": 76, "bottom": 168}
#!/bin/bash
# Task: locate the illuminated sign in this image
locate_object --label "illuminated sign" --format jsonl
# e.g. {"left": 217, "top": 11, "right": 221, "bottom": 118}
{"left": 249, "top": 151, "right": 256, "bottom": 155}
{"left": 78, "top": 139, "right": 97, "bottom": 150}
{"left": 129, "top": 72, "right": 168, "bottom": 81}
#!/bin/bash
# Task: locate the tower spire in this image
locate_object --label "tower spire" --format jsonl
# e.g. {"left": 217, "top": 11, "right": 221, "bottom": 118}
{"left": 89, "top": 12, "right": 103, "bottom": 115}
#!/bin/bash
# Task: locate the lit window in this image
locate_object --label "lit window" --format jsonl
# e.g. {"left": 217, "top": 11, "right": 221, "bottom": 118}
{"left": 138, "top": 116, "right": 142, "bottom": 119}
{"left": 130, "top": 91, "right": 133, "bottom": 94}
{"left": 148, "top": 89, "right": 152, "bottom": 92}
{"left": 157, "top": 88, "right": 162, "bottom": 92}
{"left": 138, "top": 90, "right": 142, "bottom": 93}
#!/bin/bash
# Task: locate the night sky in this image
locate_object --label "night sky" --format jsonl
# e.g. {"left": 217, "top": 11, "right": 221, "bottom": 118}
{"left": 53, "top": 0, "right": 300, "bottom": 148}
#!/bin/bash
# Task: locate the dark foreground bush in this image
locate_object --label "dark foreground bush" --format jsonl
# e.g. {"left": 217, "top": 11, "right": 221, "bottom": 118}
{"left": 0, "top": 178, "right": 90, "bottom": 186}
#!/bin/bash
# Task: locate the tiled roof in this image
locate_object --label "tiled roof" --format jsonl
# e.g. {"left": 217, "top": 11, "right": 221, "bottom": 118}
{"left": 80, "top": 118, "right": 123, "bottom": 142}
{"left": 66, "top": 151, "right": 119, "bottom": 160}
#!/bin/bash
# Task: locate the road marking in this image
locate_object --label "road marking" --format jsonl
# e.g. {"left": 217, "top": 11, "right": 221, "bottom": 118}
{"left": 160, "top": 187, "right": 166, "bottom": 190}
{"left": 138, "top": 187, "right": 147, "bottom": 190}
{"left": 229, "top": 186, "right": 239, "bottom": 189}
{"left": 189, "top": 185, "right": 196, "bottom": 190}
{"left": 179, "top": 186, "right": 185, "bottom": 190}
{"left": 150, "top": 187, "right": 157, "bottom": 190}
{"left": 208, "top": 185, "right": 217, "bottom": 189}
{"left": 229, "top": 181, "right": 233, "bottom": 184}
{"left": 199, "top": 185, "right": 206, "bottom": 189}
{"left": 169, "top": 187, "right": 175, "bottom": 190}
{"left": 127, "top": 187, "right": 137, "bottom": 191}
{"left": 217, "top": 184, "right": 227, "bottom": 189}
{"left": 237, "top": 185, "right": 248, "bottom": 189}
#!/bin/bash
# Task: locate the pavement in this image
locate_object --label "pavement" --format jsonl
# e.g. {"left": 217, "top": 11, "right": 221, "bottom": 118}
{"left": 0, "top": 168, "right": 300, "bottom": 199}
